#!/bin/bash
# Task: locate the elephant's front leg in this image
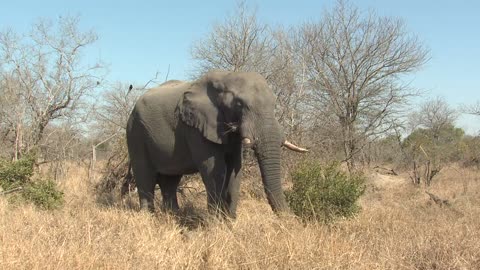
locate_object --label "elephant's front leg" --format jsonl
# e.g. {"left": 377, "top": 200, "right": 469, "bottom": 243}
{"left": 199, "top": 156, "right": 229, "bottom": 216}
{"left": 223, "top": 143, "right": 242, "bottom": 218}
{"left": 189, "top": 150, "right": 227, "bottom": 215}
{"left": 157, "top": 174, "right": 182, "bottom": 212}
{"left": 187, "top": 130, "right": 236, "bottom": 217}
{"left": 202, "top": 144, "right": 242, "bottom": 218}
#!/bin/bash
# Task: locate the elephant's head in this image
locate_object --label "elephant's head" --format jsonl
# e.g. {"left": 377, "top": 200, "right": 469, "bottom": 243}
{"left": 178, "top": 70, "right": 307, "bottom": 212}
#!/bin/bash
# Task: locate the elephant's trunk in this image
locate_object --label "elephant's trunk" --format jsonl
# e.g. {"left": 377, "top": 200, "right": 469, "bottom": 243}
{"left": 253, "top": 117, "right": 289, "bottom": 212}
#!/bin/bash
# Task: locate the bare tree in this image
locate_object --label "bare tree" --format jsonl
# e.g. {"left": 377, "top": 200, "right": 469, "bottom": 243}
{"left": 96, "top": 84, "right": 140, "bottom": 133}
{"left": 88, "top": 83, "right": 143, "bottom": 178}
{"left": 296, "top": 0, "right": 429, "bottom": 171}
{"left": 0, "top": 16, "right": 104, "bottom": 160}
{"left": 191, "top": 1, "right": 275, "bottom": 76}
{"left": 267, "top": 29, "right": 314, "bottom": 141}
{"left": 405, "top": 97, "right": 461, "bottom": 186}
{"left": 463, "top": 101, "right": 480, "bottom": 116}
{"left": 409, "top": 96, "right": 458, "bottom": 136}
{"left": 0, "top": 75, "right": 28, "bottom": 160}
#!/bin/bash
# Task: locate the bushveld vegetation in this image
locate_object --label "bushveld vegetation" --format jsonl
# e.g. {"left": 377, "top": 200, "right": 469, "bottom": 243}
{"left": 1, "top": 1, "right": 479, "bottom": 269}
{"left": 2, "top": 162, "right": 480, "bottom": 269}
{"left": 286, "top": 162, "right": 366, "bottom": 223}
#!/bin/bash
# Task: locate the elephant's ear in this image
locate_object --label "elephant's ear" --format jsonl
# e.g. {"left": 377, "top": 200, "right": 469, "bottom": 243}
{"left": 177, "top": 91, "right": 228, "bottom": 144}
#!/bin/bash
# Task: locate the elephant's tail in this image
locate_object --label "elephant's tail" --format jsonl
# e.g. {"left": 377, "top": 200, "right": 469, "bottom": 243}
{"left": 121, "top": 162, "right": 136, "bottom": 197}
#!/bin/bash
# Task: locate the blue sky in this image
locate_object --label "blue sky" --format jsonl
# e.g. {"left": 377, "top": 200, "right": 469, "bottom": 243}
{"left": 1, "top": 0, "right": 479, "bottom": 133}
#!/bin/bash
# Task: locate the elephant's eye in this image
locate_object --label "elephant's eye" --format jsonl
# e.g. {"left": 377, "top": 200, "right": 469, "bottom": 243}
{"left": 235, "top": 100, "right": 243, "bottom": 108}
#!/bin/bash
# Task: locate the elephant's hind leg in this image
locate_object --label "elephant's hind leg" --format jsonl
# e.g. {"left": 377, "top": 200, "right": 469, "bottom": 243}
{"left": 157, "top": 175, "right": 182, "bottom": 212}
{"left": 131, "top": 161, "right": 156, "bottom": 212}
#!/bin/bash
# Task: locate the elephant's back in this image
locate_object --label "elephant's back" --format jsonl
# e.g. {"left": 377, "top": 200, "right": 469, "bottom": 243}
{"left": 158, "top": 80, "right": 185, "bottom": 88}
{"left": 130, "top": 80, "right": 191, "bottom": 143}
{"left": 141, "top": 80, "right": 189, "bottom": 102}
{"left": 134, "top": 81, "right": 189, "bottom": 118}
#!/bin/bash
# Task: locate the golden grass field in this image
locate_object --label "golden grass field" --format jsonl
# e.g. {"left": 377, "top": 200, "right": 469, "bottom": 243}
{"left": 1, "top": 164, "right": 480, "bottom": 269}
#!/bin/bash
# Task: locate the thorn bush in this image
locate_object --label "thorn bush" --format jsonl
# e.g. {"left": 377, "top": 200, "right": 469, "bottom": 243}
{"left": 286, "top": 161, "right": 365, "bottom": 223}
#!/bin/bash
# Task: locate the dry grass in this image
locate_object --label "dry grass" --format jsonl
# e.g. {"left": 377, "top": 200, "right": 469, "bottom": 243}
{"left": 1, "top": 164, "right": 480, "bottom": 269}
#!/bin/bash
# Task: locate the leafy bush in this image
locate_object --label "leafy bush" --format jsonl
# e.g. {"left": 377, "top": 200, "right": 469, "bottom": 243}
{"left": 22, "top": 179, "right": 64, "bottom": 210}
{"left": 0, "top": 156, "right": 64, "bottom": 210}
{"left": 0, "top": 155, "right": 35, "bottom": 189}
{"left": 286, "top": 162, "right": 365, "bottom": 223}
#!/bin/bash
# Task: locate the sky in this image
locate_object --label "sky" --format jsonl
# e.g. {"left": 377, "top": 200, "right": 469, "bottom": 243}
{"left": 1, "top": 0, "right": 479, "bottom": 133}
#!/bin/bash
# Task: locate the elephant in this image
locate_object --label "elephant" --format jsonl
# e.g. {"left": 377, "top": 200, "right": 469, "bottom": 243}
{"left": 126, "top": 70, "right": 307, "bottom": 217}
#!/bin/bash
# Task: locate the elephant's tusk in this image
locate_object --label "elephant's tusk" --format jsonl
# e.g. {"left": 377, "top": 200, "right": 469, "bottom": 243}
{"left": 283, "top": 140, "right": 309, "bottom": 153}
{"left": 242, "top": 137, "right": 252, "bottom": 146}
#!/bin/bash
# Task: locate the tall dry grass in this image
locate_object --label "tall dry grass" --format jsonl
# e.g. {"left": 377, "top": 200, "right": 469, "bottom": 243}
{"left": 1, "top": 164, "right": 480, "bottom": 269}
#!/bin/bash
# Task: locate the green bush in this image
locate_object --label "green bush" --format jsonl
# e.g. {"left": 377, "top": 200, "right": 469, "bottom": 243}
{"left": 286, "top": 162, "right": 365, "bottom": 223}
{"left": 22, "top": 179, "right": 64, "bottom": 210}
{"left": 0, "top": 155, "right": 35, "bottom": 189}
{"left": 1, "top": 156, "right": 64, "bottom": 210}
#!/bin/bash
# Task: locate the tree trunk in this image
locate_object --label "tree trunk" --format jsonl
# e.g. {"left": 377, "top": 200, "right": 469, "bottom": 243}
{"left": 13, "top": 123, "right": 22, "bottom": 161}
{"left": 32, "top": 116, "right": 50, "bottom": 147}
{"left": 341, "top": 119, "right": 357, "bottom": 173}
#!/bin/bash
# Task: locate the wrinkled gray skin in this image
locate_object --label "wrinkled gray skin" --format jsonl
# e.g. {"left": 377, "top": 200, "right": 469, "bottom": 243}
{"left": 126, "top": 71, "right": 288, "bottom": 217}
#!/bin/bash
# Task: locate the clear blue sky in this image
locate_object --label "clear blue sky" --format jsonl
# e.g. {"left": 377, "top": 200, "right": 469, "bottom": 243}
{"left": 1, "top": 0, "right": 479, "bottom": 133}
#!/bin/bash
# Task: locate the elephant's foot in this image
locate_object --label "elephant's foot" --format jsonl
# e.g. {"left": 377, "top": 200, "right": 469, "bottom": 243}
{"left": 140, "top": 198, "right": 155, "bottom": 212}
{"left": 207, "top": 201, "right": 236, "bottom": 220}
{"left": 138, "top": 189, "right": 155, "bottom": 212}
{"left": 161, "top": 201, "right": 180, "bottom": 214}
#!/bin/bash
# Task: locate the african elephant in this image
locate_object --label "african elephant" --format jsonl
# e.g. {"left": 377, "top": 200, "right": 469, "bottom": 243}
{"left": 126, "top": 70, "right": 307, "bottom": 217}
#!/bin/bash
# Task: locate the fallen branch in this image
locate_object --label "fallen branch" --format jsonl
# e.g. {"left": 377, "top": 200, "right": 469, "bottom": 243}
{"left": 373, "top": 166, "right": 398, "bottom": 175}
{"left": 425, "top": 191, "right": 450, "bottom": 207}
{"left": 0, "top": 186, "right": 23, "bottom": 196}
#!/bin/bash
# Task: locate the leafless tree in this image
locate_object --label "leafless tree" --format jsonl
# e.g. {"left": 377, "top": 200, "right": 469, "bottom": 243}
{"left": 89, "top": 83, "right": 144, "bottom": 179}
{"left": 295, "top": 0, "right": 429, "bottom": 171}
{"left": 39, "top": 121, "right": 91, "bottom": 179}
{"left": 92, "top": 82, "right": 143, "bottom": 155}
{"left": 405, "top": 97, "right": 461, "bottom": 186}
{"left": 0, "top": 16, "right": 104, "bottom": 160}
{"left": 191, "top": 1, "right": 275, "bottom": 76}
{"left": 95, "top": 83, "right": 140, "bottom": 134}
{"left": 409, "top": 96, "right": 458, "bottom": 136}
{"left": 463, "top": 101, "right": 480, "bottom": 116}
{"left": 0, "top": 75, "right": 28, "bottom": 160}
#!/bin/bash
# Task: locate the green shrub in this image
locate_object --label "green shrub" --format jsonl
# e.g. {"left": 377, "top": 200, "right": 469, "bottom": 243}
{"left": 286, "top": 162, "right": 365, "bottom": 223}
{"left": 0, "top": 155, "right": 35, "bottom": 189}
{"left": 1, "top": 156, "right": 64, "bottom": 210}
{"left": 22, "top": 179, "right": 64, "bottom": 210}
